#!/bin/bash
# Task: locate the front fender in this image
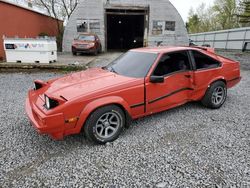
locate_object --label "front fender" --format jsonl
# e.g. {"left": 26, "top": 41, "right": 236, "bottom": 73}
{"left": 75, "top": 96, "right": 131, "bottom": 132}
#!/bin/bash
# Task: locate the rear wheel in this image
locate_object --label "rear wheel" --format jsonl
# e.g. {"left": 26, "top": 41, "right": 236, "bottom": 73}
{"left": 84, "top": 105, "right": 125, "bottom": 144}
{"left": 72, "top": 51, "right": 77, "bottom": 56}
{"left": 201, "top": 81, "right": 227, "bottom": 109}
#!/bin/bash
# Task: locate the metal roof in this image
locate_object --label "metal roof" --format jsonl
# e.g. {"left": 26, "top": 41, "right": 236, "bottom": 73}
{"left": 0, "top": 0, "right": 63, "bottom": 21}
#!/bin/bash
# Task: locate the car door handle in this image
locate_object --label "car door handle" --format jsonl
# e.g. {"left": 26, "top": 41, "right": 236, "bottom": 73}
{"left": 184, "top": 75, "right": 191, "bottom": 78}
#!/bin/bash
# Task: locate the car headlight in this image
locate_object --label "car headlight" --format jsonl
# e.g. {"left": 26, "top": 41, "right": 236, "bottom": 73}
{"left": 44, "top": 95, "right": 59, "bottom": 110}
{"left": 88, "top": 43, "right": 95, "bottom": 47}
{"left": 45, "top": 95, "right": 50, "bottom": 109}
{"left": 34, "top": 80, "right": 46, "bottom": 90}
{"left": 34, "top": 82, "right": 42, "bottom": 90}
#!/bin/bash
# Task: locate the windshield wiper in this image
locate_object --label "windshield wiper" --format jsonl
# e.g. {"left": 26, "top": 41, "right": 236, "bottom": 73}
{"left": 101, "top": 66, "right": 107, "bottom": 70}
{"left": 110, "top": 67, "right": 117, "bottom": 74}
{"left": 102, "top": 66, "right": 117, "bottom": 74}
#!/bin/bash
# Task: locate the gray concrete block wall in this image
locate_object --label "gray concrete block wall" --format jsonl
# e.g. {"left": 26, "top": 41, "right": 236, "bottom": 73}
{"left": 63, "top": 0, "right": 188, "bottom": 52}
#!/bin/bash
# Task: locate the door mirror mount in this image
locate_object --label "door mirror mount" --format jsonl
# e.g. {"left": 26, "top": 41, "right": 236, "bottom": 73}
{"left": 150, "top": 76, "right": 164, "bottom": 83}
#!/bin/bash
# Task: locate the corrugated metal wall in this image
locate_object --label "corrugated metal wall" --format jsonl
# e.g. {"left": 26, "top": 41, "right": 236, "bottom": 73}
{"left": 189, "top": 27, "right": 250, "bottom": 50}
{"left": 63, "top": 0, "right": 189, "bottom": 52}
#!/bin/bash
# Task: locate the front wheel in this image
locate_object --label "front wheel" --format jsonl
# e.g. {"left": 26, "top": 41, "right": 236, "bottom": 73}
{"left": 201, "top": 81, "right": 227, "bottom": 109}
{"left": 84, "top": 105, "right": 125, "bottom": 144}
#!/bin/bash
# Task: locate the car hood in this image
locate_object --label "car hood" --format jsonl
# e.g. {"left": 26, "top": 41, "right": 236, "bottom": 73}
{"left": 45, "top": 68, "right": 137, "bottom": 101}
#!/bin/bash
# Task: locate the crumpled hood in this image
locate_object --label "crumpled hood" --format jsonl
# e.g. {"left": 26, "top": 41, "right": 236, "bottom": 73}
{"left": 45, "top": 68, "right": 136, "bottom": 100}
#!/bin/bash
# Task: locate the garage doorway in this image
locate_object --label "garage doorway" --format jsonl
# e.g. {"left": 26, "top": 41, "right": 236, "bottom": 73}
{"left": 106, "top": 8, "right": 148, "bottom": 51}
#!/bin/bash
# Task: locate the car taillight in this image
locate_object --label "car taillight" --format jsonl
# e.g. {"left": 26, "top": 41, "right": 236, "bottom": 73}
{"left": 44, "top": 95, "right": 59, "bottom": 110}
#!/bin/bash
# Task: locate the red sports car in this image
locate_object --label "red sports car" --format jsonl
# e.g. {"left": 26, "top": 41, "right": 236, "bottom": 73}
{"left": 25, "top": 47, "right": 241, "bottom": 144}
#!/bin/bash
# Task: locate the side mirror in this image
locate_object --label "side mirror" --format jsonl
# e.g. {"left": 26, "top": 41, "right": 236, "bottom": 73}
{"left": 150, "top": 76, "right": 164, "bottom": 83}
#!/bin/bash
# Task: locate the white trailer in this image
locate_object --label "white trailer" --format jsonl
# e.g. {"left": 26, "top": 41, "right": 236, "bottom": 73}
{"left": 3, "top": 37, "right": 57, "bottom": 63}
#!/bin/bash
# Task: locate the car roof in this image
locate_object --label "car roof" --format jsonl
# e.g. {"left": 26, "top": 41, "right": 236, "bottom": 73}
{"left": 131, "top": 46, "right": 203, "bottom": 54}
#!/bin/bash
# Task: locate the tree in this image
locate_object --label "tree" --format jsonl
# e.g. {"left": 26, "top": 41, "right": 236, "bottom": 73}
{"left": 33, "top": 0, "right": 78, "bottom": 20}
{"left": 186, "top": 0, "right": 241, "bottom": 33}
{"left": 187, "top": 14, "right": 200, "bottom": 33}
{"left": 187, "top": 4, "right": 217, "bottom": 33}
{"left": 33, "top": 0, "right": 79, "bottom": 51}
{"left": 213, "top": 0, "right": 240, "bottom": 29}
{"left": 238, "top": 0, "right": 250, "bottom": 26}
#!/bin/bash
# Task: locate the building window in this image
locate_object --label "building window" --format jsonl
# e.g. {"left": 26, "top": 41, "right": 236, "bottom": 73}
{"left": 89, "top": 20, "right": 101, "bottom": 34}
{"left": 76, "top": 19, "right": 100, "bottom": 33}
{"left": 152, "top": 21, "right": 164, "bottom": 35}
{"left": 77, "top": 19, "right": 88, "bottom": 32}
{"left": 165, "top": 21, "right": 175, "bottom": 31}
{"left": 152, "top": 21, "right": 176, "bottom": 35}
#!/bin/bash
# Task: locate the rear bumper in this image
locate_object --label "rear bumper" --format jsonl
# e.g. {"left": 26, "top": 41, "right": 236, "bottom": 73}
{"left": 25, "top": 93, "right": 65, "bottom": 140}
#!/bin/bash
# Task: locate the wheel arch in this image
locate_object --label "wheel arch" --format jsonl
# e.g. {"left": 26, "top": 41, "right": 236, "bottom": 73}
{"left": 75, "top": 96, "right": 132, "bottom": 132}
{"left": 208, "top": 77, "right": 227, "bottom": 88}
{"left": 198, "top": 77, "right": 227, "bottom": 101}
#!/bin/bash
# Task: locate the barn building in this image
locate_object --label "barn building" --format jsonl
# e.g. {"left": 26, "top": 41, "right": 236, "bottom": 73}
{"left": 63, "top": 0, "right": 189, "bottom": 52}
{"left": 0, "top": 0, "right": 63, "bottom": 61}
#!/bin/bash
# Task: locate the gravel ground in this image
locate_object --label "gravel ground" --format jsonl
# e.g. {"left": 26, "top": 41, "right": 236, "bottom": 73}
{"left": 0, "top": 52, "right": 250, "bottom": 187}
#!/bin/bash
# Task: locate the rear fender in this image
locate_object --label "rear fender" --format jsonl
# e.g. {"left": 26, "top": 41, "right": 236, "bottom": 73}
{"left": 75, "top": 96, "right": 131, "bottom": 132}
{"left": 193, "top": 76, "right": 226, "bottom": 101}
{"left": 208, "top": 76, "right": 226, "bottom": 88}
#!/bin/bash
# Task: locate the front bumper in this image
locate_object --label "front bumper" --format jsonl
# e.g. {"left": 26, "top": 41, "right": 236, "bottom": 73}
{"left": 25, "top": 92, "right": 65, "bottom": 140}
{"left": 72, "top": 46, "right": 96, "bottom": 53}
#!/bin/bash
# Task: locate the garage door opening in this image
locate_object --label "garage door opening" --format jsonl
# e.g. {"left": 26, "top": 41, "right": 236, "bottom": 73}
{"left": 106, "top": 12, "right": 145, "bottom": 50}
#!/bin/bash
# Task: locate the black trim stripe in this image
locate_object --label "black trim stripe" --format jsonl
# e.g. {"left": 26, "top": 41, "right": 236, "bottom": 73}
{"left": 130, "top": 102, "right": 145, "bottom": 109}
{"left": 227, "top": 77, "right": 241, "bottom": 82}
{"left": 148, "top": 88, "right": 194, "bottom": 104}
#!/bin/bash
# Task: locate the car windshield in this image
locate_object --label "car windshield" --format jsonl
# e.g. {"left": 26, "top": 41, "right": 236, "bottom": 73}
{"left": 78, "top": 35, "right": 95, "bottom": 41}
{"left": 106, "top": 51, "right": 158, "bottom": 78}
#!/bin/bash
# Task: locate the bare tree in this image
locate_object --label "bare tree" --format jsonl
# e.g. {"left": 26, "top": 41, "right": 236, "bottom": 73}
{"left": 32, "top": 0, "right": 79, "bottom": 51}
{"left": 33, "top": 0, "right": 78, "bottom": 20}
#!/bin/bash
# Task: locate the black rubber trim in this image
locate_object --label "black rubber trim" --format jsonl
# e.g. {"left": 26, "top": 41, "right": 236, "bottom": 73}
{"left": 130, "top": 102, "right": 145, "bottom": 109}
{"left": 227, "top": 77, "right": 241, "bottom": 82}
{"left": 148, "top": 87, "right": 194, "bottom": 104}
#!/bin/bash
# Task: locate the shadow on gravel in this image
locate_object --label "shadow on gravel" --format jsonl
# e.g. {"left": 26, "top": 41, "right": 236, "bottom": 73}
{"left": 20, "top": 101, "right": 209, "bottom": 148}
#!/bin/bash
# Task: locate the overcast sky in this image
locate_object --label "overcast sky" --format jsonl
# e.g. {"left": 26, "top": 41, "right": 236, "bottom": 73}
{"left": 169, "top": 0, "right": 215, "bottom": 22}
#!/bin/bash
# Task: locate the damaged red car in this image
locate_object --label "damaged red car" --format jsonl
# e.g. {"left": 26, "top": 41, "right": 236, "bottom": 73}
{"left": 25, "top": 46, "right": 241, "bottom": 144}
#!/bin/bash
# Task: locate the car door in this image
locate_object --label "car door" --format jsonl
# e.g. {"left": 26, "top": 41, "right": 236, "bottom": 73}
{"left": 146, "top": 51, "right": 194, "bottom": 114}
{"left": 189, "top": 50, "right": 222, "bottom": 100}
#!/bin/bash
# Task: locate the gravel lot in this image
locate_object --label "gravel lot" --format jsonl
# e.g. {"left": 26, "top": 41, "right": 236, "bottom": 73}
{"left": 0, "top": 52, "right": 250, "bottom": 187}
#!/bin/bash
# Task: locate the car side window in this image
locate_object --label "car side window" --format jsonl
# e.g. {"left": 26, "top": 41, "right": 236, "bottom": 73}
{"left": 192, "top": 50, "right": 220, "bottom": 70}
{"left": 153, "top": 51, "right": 191, "bottom": 76}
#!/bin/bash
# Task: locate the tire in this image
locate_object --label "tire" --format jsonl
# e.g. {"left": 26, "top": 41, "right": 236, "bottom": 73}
{"left": 98, "top": 45, "right": 102, "bottom": 53}
{"left": 84, "top": 105, "right": 125, "bottom": 144}
{"left": 72, "top": 51, "right": 77, "bottom": 56}
{"left": 201, "top": 81, "right": 227, "bottom": 109}
{"left": 93, "top": 50, "right": 98, "bottom": 56}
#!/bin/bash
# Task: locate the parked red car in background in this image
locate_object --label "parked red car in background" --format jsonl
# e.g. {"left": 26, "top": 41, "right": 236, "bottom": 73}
{"left": 72, "top": 33, "right": 102, "bottom": 55}
{"left": 26, "top": 46, "right": 241, "bottom": 144}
